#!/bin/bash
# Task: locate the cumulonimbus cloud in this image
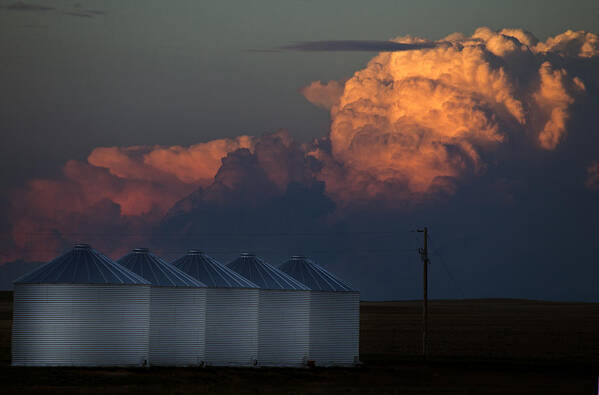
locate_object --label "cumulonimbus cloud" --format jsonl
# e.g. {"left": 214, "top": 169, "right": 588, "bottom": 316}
{"left": 303, "top": 27, "right": 596, "bottom": 202}
{"left": 3, "top": 27, "right": 599, "bottom": 262}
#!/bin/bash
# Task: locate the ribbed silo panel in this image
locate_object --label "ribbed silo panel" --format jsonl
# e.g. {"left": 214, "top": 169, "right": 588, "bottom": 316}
{"left": 257, "top": 290, "right": 310, "bottom": 367}
{"left": 205, "top": 288, "right": 259, "bottom": 366}
{"left": 308, "top": 291, "right": 360, "bottom": 366}
{"left": 12, "top": 284, "right": 150, "bottom": 366}
{"left": 148, "top": 287, "right": 206, "bottom": 366}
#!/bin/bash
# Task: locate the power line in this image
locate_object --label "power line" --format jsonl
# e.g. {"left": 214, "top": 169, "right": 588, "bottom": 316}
{"left": 2, "top": 247, "right": 418, "bottom": 255}
{"left": 4, "top": 230, "right": 408, "bottom": 238}
{"left": 2, "top": 229, "right": 421, "bottom": 260}
{"left": 427, "top": 233, "right": 465, "bottom": 298}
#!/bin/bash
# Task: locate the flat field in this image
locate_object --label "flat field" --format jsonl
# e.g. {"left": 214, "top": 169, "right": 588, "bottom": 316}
{"left": 1, "top": 292, "right": 598, "bottom": 394}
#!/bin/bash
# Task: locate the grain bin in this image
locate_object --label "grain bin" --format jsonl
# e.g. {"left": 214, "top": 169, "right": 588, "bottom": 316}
{"left": 172, "top": 250, "right": 259, "bottom": 366}
{"left": 12, "top": 244, "right": 151, "bottom": 367}
{"left": 227, "top": 253, "right": 310, "bottom": 367}
{"left": 279, "top": 256, "right": 360, "bottom": 366}
{"left": 118, "top": 248, "right": 207, "bottom": 366}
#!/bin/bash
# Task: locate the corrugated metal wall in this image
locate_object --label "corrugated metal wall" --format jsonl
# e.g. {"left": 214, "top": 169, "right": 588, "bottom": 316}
{"left": 149, "top": 287, "right": 206, "bottom": 366}
{"left": 12, "top": 284, "right": 150, "bottom": 366}
{"left": 308, "top": 291, "right": 360, "bottom": 366}
{"left": 258, "top": 290, "right": 310, "bottom": 366}
{"left": 205, "top": 288, "right": 259, "bottom": 366}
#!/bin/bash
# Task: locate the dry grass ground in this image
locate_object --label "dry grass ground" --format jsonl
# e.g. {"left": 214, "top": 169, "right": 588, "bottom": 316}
{"left": 360, "top": 299, "right": 599, "bottom": 364}
{"left": 1, "top": 291, "right": 598, "bottom": 394}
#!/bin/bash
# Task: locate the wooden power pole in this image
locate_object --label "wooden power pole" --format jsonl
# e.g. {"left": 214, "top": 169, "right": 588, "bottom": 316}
{"left": 417, "top": 227, "right": 429, "bottom": 358}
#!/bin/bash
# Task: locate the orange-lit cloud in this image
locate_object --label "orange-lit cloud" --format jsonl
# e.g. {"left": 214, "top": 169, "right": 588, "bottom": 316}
{"left": 303, "top": 28, "right": 596, "bottom": 201}
{"left": 88, "top": 136, "right": 253, "bottom": 185}
{"left": 4, "top": 27, "right": 598, "bottom": 262}
{"left": 531, "top": 62, "right": 585, "bottom": 149}
{"left": 300, "top": 80, "right": 344, "bottom": 110}
{"left": 5, "top": 137, "right": 256, "bottom": 261}
{"left": 534, "top": 30, "right": 599, "bottom": 58}
{"left": 6, "top": 159, "right": 193, "bottom": 261}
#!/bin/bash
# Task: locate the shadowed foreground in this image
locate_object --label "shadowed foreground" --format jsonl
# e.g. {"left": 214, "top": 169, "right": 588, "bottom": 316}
{"left": 1, "top": 292, "right": 598, "bottom": 394}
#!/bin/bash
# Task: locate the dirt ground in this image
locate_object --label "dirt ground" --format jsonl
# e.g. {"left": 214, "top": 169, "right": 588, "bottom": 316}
{"left": 1, "top": 292, "right": 598, "bottom": 394}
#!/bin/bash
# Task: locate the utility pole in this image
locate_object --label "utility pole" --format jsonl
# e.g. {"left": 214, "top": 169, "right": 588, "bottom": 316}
{"left": 417, "top": 227, "right": 429, "bottom": 359}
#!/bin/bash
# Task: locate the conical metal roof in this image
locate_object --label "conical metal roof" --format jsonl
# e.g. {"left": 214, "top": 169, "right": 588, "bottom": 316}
{"left": 14, "top": 244, "right": 150, "bottom": 285}
{"left": 117, "top": 248, "right": 205, "bottom": 287}
{"left": 172, "top": 250, "right": 258, "bottom": 289}
{"left": 227, "top": 253, "right": 310, "bottom": 291}
{"left": 279, "top": 256, "right": 356, "bottom": 292}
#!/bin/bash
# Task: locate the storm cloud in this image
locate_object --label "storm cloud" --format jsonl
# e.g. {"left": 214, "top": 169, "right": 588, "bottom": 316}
{"left": 3, "top": 27, "right": 599, "bottom": 300}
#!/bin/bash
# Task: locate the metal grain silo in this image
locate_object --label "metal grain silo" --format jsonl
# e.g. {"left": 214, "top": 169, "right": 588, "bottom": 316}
{"left": 12, "top": 244, "right": 151, "bottom": 367}
{"left": 279, "top": 256, "right": 360, "bottom": 366}
{"left": 172, "top": 250, "right": 259, "bottom": 366}
{"left": 227, "top": 253, "right": 310, "bottom": 367}
{"left": 118, "top": 248, "right": 207, "bottom": 366}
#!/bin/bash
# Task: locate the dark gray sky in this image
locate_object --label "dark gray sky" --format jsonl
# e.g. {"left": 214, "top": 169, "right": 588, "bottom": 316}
{"left": 2, "top": 0, "right": 598, "bottom": 190}
{"left": 2, "top": 1, "right": 599, "bottom": 301}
